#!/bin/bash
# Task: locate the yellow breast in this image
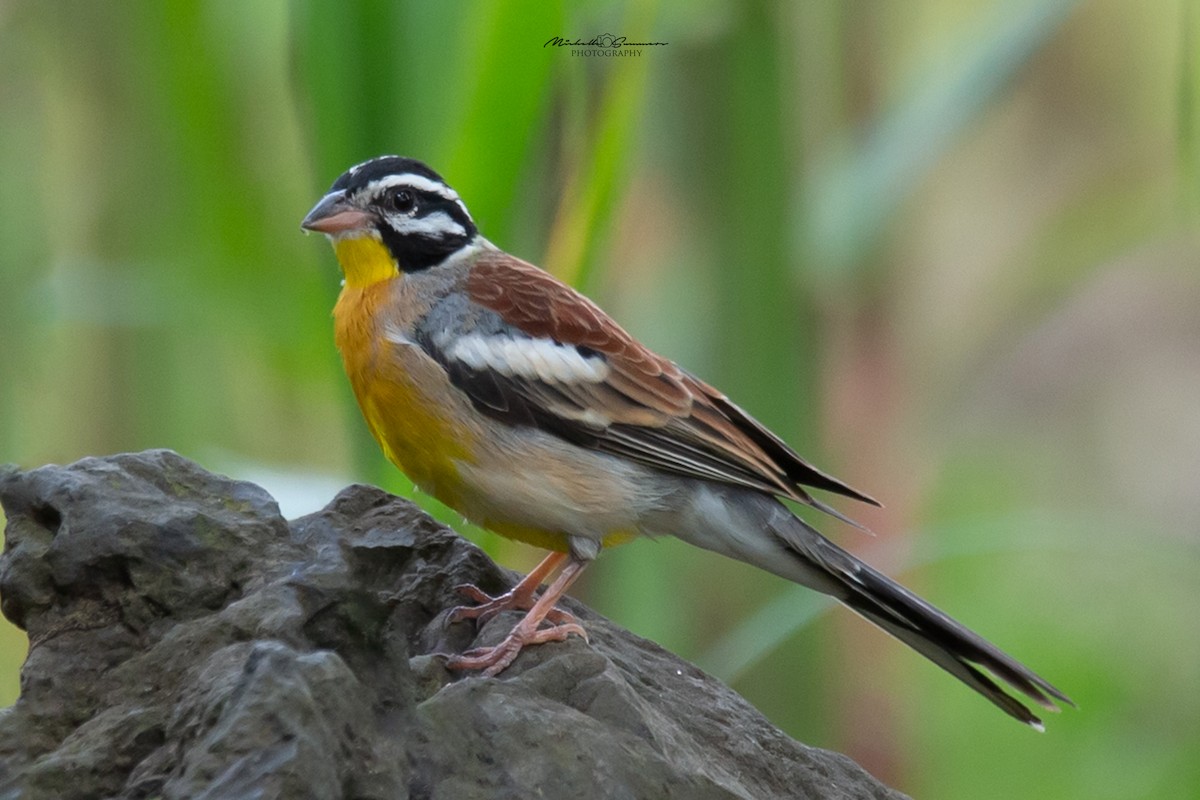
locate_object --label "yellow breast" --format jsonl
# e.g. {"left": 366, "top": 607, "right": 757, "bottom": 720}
{"left": 331, "top": 236, "right": 472, "bottom": 509}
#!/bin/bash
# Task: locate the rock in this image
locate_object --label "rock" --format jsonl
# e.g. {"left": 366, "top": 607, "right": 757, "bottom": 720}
{"left": 0, "top": 450, "right": 906, "bottom": 800}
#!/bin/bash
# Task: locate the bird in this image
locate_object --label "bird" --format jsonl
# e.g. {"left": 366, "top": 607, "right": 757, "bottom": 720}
{"left": 301, "top": 155, "right": 1072, "bottom": 728}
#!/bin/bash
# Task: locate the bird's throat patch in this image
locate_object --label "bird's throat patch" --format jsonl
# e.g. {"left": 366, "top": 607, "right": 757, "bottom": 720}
{"left": 333, "top": 235, "right": 401, "bottom": 288}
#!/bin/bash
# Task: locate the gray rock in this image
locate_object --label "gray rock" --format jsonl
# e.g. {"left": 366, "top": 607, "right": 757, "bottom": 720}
{"left": 0, "top": 450, "right": 906, "bottom": 800}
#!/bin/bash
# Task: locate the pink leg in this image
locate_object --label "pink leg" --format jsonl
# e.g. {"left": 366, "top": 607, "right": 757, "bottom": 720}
{"left": 446, "top": 557, "right": 589, "bottom": 677}
{"left": 448, "top": 551, "right": 577, "bottom": 626}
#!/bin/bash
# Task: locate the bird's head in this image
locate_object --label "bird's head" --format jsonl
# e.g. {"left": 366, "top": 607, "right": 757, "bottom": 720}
{"left": 302, "top": 156, "right": 478, "bottom": 282}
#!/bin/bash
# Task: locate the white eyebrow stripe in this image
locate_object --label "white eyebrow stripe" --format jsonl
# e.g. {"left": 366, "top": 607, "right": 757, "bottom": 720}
{"left": 364, "top": 173, "right": 461, "bottom": 202}
{"left": 440, "top": 333, "right": 610, "bottom": 384}
{"left": 391, "top": 211, "right": 466, "bottom": 239}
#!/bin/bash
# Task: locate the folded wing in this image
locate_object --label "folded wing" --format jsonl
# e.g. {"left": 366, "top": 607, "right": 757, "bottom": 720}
{"left": 419, "top": 251, "right": 879, "bottom": 515}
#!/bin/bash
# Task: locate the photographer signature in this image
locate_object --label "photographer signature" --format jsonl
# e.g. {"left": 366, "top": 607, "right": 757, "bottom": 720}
{"left": 544, "top": 34, "right": 667, "bottom": 48}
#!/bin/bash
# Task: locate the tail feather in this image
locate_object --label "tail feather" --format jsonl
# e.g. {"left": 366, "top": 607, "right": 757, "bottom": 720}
{"left": 655, "top": 483, "right": 1072, "bottom": 727}
{"left": 770, "top": 512, "right": 1073, "bottom": 728}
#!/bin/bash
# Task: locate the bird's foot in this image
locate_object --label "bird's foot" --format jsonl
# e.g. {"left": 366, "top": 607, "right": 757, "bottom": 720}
{"left": 448, "top": 582, "right": 579, "bottom": 627}
{"left": 445, "top": 618, "right": 588, "bottom": 677}
{"left": 444, "top": 554, "right": 590, "bottom": 676}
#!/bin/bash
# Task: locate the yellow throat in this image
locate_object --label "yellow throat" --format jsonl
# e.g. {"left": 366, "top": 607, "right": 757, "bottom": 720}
{"left": 333, "top": 234, "right": 400, "bottom": 288}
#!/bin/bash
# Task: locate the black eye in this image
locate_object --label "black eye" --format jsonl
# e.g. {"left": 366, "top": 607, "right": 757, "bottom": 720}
{"left": 386, "top": 188, "right": 416, "bottom": 213}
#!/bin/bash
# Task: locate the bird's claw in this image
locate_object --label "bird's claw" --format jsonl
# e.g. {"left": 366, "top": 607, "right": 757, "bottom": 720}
{"left": 445, "top": 621, "right": 588, "bottom": 677}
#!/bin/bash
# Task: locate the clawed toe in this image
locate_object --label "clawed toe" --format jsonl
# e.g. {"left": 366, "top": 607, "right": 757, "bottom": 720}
{"left": 525, "top": 622, "right": 587, "bottom": 644}
{"left": 445, "top": 619, "right": 588, "bottom": 676}
{"left": 452, "top": 583, "right": 495, "bottom": 605}
{"left": 446, "top": 580, "right": 537, "bottom": 626}
{"left": 544, "top": 607, "right": 579, "bottom": 626}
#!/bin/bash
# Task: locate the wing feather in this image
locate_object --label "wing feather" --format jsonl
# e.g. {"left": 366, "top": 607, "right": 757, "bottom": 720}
{"left": 434, "top": 250, "right": 878, "bottom": 512}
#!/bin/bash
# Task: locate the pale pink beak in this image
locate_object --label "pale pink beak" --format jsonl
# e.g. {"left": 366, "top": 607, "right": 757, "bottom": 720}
{"left": 301, "top": 191, "right": 374, "bottom": 234}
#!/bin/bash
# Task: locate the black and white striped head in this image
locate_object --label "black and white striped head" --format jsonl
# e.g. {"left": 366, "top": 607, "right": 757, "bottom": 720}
{"left": 301, "top": 156, "right": 478, "bottom": 271}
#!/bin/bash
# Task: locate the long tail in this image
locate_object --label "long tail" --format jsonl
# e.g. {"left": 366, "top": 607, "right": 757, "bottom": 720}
{"left": 664, "top": 485, "right": 1074, "bottom": 728}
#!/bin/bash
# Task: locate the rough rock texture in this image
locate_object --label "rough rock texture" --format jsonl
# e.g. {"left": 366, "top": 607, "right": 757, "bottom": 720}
{"left": 0, "top": 450, "right": 906, "bottom": 800}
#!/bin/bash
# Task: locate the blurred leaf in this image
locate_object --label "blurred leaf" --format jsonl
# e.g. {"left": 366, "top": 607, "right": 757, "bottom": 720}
{"left": 803, "top": 0, "right": 1079, "bottom": 280}
{"left": 696, "top": 586, "right": 835, "bottom": 679}
{"left": 441, "top": 0, "right": 565, "bottom": 239}
{"left": 291, "top": 0, "right": 412, "bottom": 173}
{"left": 543, "top": 2, "right": 658, "bottom": 289}
{"left": 1180, "top": 0, "right": 1200, "bottom": 217}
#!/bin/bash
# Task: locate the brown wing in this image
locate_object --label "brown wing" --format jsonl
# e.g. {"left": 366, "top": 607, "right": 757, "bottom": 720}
{"left": 450, "top": 250, "right": 879, "bottom": 510}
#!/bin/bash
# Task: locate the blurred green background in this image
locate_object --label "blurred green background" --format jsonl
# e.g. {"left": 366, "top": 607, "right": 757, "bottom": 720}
{"left": 2, "top": 1, "right": 1199, "bottom": 797}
